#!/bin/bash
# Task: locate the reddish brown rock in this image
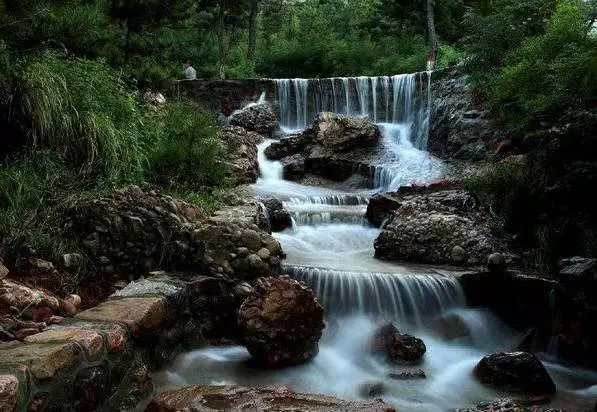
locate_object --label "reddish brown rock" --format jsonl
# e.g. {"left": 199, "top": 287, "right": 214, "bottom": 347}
{"left": 145, "top": 385, "right": 394, "bottom": 412}
{"left": 25, "top": 327, "right": 104, "bottom": 359}
{"left": 77, "top": 297, "right": 166, "bottom": 338}
{"left": 238, "top": 276, "right": 324, "bottom": 367}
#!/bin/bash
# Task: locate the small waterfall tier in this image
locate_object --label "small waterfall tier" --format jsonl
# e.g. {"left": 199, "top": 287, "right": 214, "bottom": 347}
{"left": 272, "top": 73, "right": 432, "bottom": 150}
{"left": 285, "top": 264, "right": 465, "bottom": 323}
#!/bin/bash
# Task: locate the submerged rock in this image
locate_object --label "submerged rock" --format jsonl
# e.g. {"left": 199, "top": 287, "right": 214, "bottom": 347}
{"left": 238, "top": 276, "right": 324, "bottom": 367}
{"left": 430, "top": 312, "right": 470, "bottom": 340}
{"left": 371, "top": 323, "right": 426, "bottom": 363}
{"left": 229, "top": 103, "right": 278, "bottom": 137}
{"left": 145, "top": 385, "right": 394, "bottom": 411}
{"left": 474, "top": 352, "right": 556, "bottom": 395}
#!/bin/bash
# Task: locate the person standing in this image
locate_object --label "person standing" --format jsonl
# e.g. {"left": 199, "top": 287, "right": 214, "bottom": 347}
{"left": 183, "top": 60, "right": 197, "bottom": 80}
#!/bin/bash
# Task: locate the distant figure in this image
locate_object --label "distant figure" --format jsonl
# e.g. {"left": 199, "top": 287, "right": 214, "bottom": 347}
{"left": 183, "top": 60, "right": 197, "bottom": 80}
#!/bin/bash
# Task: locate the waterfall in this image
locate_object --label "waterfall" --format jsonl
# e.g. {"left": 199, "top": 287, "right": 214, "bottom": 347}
{"left": 271, "top": 73, "right": 432, "bottom": 150}
{"left": 286, "top": 265, "right": 465, "bottom": 325}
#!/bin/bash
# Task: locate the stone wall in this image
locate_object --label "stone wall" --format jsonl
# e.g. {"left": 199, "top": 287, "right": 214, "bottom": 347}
{"left": 0, "top": 271, "right": 240, "bottom": 411}
{"left": 179, "top": 79, "right": 274, "bottom": 114}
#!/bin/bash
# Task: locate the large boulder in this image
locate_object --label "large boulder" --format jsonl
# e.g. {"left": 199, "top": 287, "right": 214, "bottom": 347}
{"left": 371, "top": 323, "right": 426, "bottom": 363}
{"left": 238, "top": 276, "right": 324, "bottom": 367}
{"left": 429, "top": 68, "right": 502, "bottom": 161}
{"left": 260, "top": 198, "right": 292, "bottom": 232}
{"left": 229, "top": 103, "right": 278, "bottom": 137}
{"left": 146, "top": 385, "right": 394, "bottom": 411}
{"left": 374, "top": 190, "right": 505, "bottom": 265}
{"left": 219, "top": 126, "right": 263, "bottom": 185}
{"left": 311, "top": 112, "right": 381, "bottom": 152}
{"left": 264, "top": 133, "right": 305, "bottom": 160}
{"left": 474, "top": 352, "right": 556, "bottom": 395}
{"left": 263, "top": 114, "right": 381, "bottom": 184}
{"left": 72, "top": 186, "right": 205, "bottom": 276}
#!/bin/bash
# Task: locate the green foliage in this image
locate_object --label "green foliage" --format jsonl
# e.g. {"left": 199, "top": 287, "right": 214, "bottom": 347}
{"left": 147, "top": 102, "right": 228, "bottom": 190}
{"left": 10, "top": 52, "right": 147, "bottom": 182}
{"left": 490, "top": 1, "right": 597, "bottom": 131}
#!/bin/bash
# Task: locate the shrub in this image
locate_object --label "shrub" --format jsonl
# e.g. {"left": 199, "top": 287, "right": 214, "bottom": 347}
{"left": 5, "top": 52, "right": 148, "bottom": 182}
{"left": 147, "top": 102, "right": 228, "bottom": 190}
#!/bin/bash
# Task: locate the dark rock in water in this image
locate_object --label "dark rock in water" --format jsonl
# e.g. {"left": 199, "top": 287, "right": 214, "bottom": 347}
{"left": 146, "top": 385, "right": 394, "bottom": 411}
{"left": 388, "top": 369, "right": 426, "bottom": 380}
{"left": 238, "top": 276, "right": 324, "bottom": 367}
{"left": 260, "top": 198, "right": 292, "bottom": 232}
{"left": 459, "top": 271, "right": 557, "bottom": 330}
{"left": 431, "top": 313, "right": 470, "bottom": 340}
{"left": 304, "top": 148, "right": 359, "bottom": 182}
{"left": 229, "top": 103, "right": 278, "bottom": 136}
{"left": 358, "top": 381, "right": 386, "bottom": 397}
{"left": 371, "top": 323, "right": 426, "bottom": 363}
{"left": 374, "top": 190, "right": 505, "bottom": 266}
{"left": 365, "top": 194, "right": 402, "bottom": 228}
{"left": 487, "top": 252, "right": 507, "bottom": 275}
{"left": 265, "top": 133, "right": 305, "bottom": 160}
{"left": 456, "top": 398, "right": 563, "bottom": 412}
{"left": 219, "top": 126, "right": 263, "bottom": 185}
{"left": 474, "top": 352, "right": 556, "bottom": 395}
{"left": 281, "top": 154, "right": 306, "bottom": 180}
{"left": 310, "top": 112, "right": 380, "bottom": 152}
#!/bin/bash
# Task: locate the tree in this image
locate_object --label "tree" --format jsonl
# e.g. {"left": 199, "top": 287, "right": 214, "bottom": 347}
{"left": 247, "top": 0, "right": 260, "bottom": 63}
{"left": 426, "top": 0, "right": 438, "bottom": 69}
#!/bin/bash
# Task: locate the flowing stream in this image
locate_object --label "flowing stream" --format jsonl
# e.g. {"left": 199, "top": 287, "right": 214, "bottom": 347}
{"left": 152, "top": 74, "right": 597, "bottom": 411}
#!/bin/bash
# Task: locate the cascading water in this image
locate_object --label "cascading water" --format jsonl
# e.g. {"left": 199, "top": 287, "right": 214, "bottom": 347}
{"left": 152, "top": 72, "right": 597, "bottom": 412}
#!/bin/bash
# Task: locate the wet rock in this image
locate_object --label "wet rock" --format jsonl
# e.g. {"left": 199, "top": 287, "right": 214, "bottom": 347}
{"left": 474, "top": 352, "right": 556, "bottom": 395}
{"left": 260, "top": 198, "right": 292, "bottom": 232}
{"left": 264, "top": 133, "right": 305, "bottom": 160}
{"left": 72, "top": 185, "right": 205, "bottom": 277}
{"left": 374, "top": 190, "right": 505, "bottom": 266}
{"left": 281, "top": 154, "right": 306, "bottom": 180}
{"left": 358, "top": 381, "right": 385, "bottom": 397}
{"left": 365, "top": 194, "right": 401, "bottom": 228}
{"left": 229, "top": 103, "right": 278, "bottom": 136}
{"left": 146, "top": 385, "right": 393, "bottom": 411}
{"left": 388, "top": 369, "right": 426, "bottom": 380}
{"left": 24, "top": 327, "right": 104, "bottom": 359}
{"left": 238, "top": 276, "right": 324, "bottom": 367}
{"left": 557, "top": 256, "right": 596, "bottom": 286}
{"left": 311, "top": 112, "right": 380, "bottom": 152}
{"left": 371, "top": 323, "right": 426, "bottom": 363}
{"left": 73, "top": 366, "right": 110, "bottom": 411}
{"left": 220, "top": 125, "right": 264, "bottom": 185}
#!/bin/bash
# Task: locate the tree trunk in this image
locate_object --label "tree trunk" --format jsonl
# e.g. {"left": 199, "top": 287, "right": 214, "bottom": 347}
{"left": 426, "top": 0, "right": 438, "bottom": 71}
{"left": 247, "top": 0, "right": 259, "bottom": 63}
{"left": 217, "top": 2, "right": 226, "bottom": 79}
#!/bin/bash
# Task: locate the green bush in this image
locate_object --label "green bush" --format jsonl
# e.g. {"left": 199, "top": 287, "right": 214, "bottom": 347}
{"left": 147, "top": 102, "right": 228, "bottom": 190}
{"left": 7, "top": 52, "right": 148, "bottom": 182}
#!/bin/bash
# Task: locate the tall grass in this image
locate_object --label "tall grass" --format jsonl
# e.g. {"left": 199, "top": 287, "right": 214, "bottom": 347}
{"left": 12, "top": 52, "right": 147, "bottom": 182}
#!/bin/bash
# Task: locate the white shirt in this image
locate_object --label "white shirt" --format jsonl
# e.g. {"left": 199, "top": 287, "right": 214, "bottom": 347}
{"left": 184, "top": 66, "right": 197, "bottom": 80}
